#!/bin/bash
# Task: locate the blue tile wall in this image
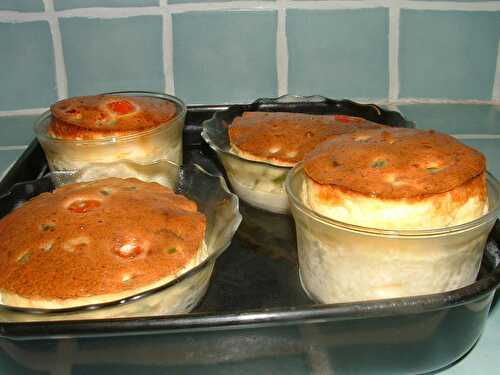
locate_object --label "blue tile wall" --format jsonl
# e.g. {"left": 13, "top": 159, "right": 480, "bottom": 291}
{"left": 0, "top": 2, "right": 499, "bottom": 109}
{"left": 399, "top": 10, "right": 500, "bottom": 100}
{"left": 172, "top": 10, "right": 278, "bottom": 104}
{"left": 461, "top": 139, "right": 500, "bottom": 179}
{"left": 0, "top": 0, "right": 44, "bottom": 12}
{"left": 287, "top": 8, "right": 389, "bottom": 99}
{"left": 0, "top": 21, "right": 57, "bottom": 110}
{"left": 0, "top": 149, "right": 25, "bottom": 178}
{"left": 398, "top": 104, "right": 500, "bottom": 134}
{"left": 0, "top": 116, "right": 38, "bottom": 146}
{"left": 59, "top": 15, "right": 164, "bottom": 97}
{"left": 54, "top": 0, "right": 159, "bottom": 10}
{"left": 169, "top": 0, "right": 268, "bottom": 3}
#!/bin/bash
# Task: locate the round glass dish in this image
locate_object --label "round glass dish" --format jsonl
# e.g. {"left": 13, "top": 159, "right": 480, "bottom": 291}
{"left": 0, "top": 161, "right": 241, "bottom": 322}
{"left": 34, "top": 91, "right": 186, "bottom": 185}
{"left": 285, "top": 163, "right": 500, "bottom": 304}
{"left": 201, "top": 95, "right": 413, "bottom": 214}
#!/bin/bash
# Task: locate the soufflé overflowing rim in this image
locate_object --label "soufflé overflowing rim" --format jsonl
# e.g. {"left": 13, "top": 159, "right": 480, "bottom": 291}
{"left": 228, "top": 111, "right": 384, "bottom": 167}
{"left": 0, "top": 177, "right": 206, "bottom": 309}
{"left": 46, "top": 94, "right": 179, "bottom": 141}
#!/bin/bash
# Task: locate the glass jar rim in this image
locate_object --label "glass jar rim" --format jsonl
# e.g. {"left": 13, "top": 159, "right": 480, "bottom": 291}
{"left": 33, "top": 91, "right": 187, "bottom": 145}
{"left": 285, "top": 162, "right": 500, "bottom": 238}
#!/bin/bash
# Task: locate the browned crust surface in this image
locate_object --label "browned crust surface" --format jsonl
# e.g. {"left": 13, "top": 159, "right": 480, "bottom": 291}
{"left": 228, "top": 112, "right": 383, "bottom": 165}
{"left": 0, "top": 178, "right": 206, "bottom": 301}
{"left": 47, "top": 95, "right": 177, "bottom": 140}
{"left": 304, "top": 128, "right": 486, "bottom": 199}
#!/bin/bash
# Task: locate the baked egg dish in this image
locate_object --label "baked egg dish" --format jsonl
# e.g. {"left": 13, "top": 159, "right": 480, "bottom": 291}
{"left": 34, "top": 92, "right": 186, "bottom": 185}
{"left": 205, "top": 111, "right": 382, "bottom": 213}
{"left": 0, "top": 178, "right": 208, "bottom": 312}
{"left": 286, "top": 127, "right": 499, "bottom": 304}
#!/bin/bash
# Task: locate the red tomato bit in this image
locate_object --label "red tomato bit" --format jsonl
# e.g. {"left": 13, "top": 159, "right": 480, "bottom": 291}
{"left": 107, "top": 100, "right": 135, "bottom": 115}
{"left": 68, "top": 200, "right": 101, "bottom": 213}
{"left": 335, "top": 115, "right": 352, "bottom": 124}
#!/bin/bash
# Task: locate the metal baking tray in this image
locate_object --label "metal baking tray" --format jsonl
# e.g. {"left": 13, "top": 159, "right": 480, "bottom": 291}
{"left": 0, "top": 98, "right": 499, "bottom": 374}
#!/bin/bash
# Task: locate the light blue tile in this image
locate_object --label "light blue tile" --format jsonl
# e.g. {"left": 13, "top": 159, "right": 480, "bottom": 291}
{"left": 0, "top": 116, "right": 38, "bottom": 146}
{"left": 0, "top": 0, "right": 44, "bottom": 12}
{"left": 399, "top": 10, "right": 500, "bottom": 100}
{"left": 0, "top": 21, "right": 57, "bottom": 111}
{"left": 398, "top": 104, "right": 500, "bottom": 135}
{"left": 287, "top": 8, "right": 389, "bottom": 99}
{"left": 0, "top": 149, "right": 25, "bottom": 179}
{"left": 54, "top": 0, "right": 158, "bottom": 10}
{"left": 60, "top": 16, "right": 164, "bottom": 97}
{"left": 170, "top": 0, "right": 272, "bottom": 3}
{"left": 460, "top": 139, "right": 500, "bottom": 179}
{"left": 172, "top": 11, "right": 278, "bottom": 105}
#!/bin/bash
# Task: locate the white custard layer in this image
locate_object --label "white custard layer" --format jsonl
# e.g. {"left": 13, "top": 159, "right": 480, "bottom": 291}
{"left": 218, "top": 150, "right": 290, "bottom": 214}
{"left": 295, "top": 224, "right": 489, "bottom": 303}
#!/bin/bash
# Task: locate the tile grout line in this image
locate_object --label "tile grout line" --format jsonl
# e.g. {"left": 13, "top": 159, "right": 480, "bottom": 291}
{"left": 43, "top": 0, "right": 68, "bottom": 100}
{"left": 1, "top": 1, "right": 500, "bottom": 22}
{"left": 388, "top": 6, "right": 400, "bottom": 101}
{"left": 160, "top": 0, "right": 175, "bottom": 95}
{"left": 0, "top": 145, "right": 28, "bottom": 151}
{"left": 390, "top": 98, "right": 500, "bottom": 105}
{"left": 452, "top": 134, "right": 500, "bottom": 140}
{"left": 276, "top": 0, "right": 288, "bottom": 96}
{"left": 493, "top": 39, "right": 500, "bottom": 101}
{"left": 0, "top": 108, "right": 47, "bottom": 117}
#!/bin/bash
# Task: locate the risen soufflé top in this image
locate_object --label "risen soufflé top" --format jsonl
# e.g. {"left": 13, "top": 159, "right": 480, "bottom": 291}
{"left": 47, "top": 95, "right": 177, "bottom": 140}
{"left": 304, "top": 127, "right": 486, "bottom": 199}
{"left": 228, "top": 111, "right": 383, "bottom": 166}
{"left": 0, "top": 178, "right": 206, "bottom": 302}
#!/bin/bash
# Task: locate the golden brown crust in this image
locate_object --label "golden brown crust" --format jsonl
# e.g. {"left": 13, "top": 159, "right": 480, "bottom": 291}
{"left": 0, "top": 178, "right": 206, "bottom": 302}
{"left": 228, "top": 112, "right": 383, "bottom": 165}
{"left": 47, "top": 95, "right": 177, "bottom": 140}
{"left": 304, "top": 128, "right": 486, "bottom": 199}
{"left": 47, "top": 118, "right": 139, "bottom": 140}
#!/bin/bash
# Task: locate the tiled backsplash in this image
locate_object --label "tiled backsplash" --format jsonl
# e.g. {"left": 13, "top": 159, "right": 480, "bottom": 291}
{"left": 0, "top": 0, "right": 499, "bottom": 111}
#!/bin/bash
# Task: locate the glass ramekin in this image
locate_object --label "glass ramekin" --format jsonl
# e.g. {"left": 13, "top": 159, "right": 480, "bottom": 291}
{"left": 0, "top": 161, "right": 242, "bottom": 322}
{"left": 285, "top": 163, "right": 500, "bottom": 304}
{"left": 201, "top": 95, "right": 414, "bottom": 215}
{"left": 34, "top": 91, "right": 186, "bottom": 185}
{"left": 201, "top": 110, "right": 291, "bottom": 214}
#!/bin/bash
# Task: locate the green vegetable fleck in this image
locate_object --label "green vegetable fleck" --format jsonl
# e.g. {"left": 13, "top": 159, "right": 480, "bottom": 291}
{"left": 100, "top": 189, "right": 112, "bottom": 196}
{"left": 166, "top": 247, "right": 177, "bottom": 254}
{"left": 41, "top": 223, "right": 56, "bottom": 232}
{"left": 371, "top": 160, "right": 386, "bottom": 169}
{"left": 273, "top": 173, "right": 288, "bottom": 184}
{"left": 18, "top": 251, "right": 32, "bottom": 264}
{"left": 427, "top": 167, "right": 441, "bottom": 174}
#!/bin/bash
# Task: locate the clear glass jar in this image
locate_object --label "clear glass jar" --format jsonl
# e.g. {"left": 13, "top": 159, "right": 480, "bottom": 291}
{"left": 0, "top": 161, "right": 241, "bottom": 321}
{"left": 34, "top": 91, "right": 186, "bottom": 185}
{"left": 286, "top": 163, "right": 500, "bottom": 304}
